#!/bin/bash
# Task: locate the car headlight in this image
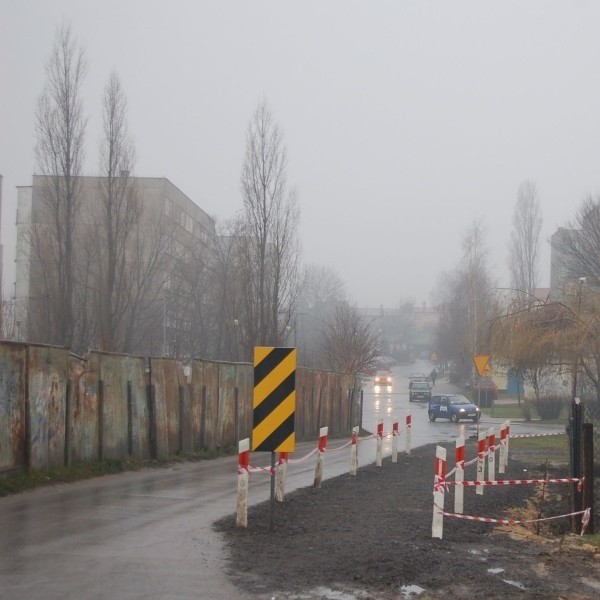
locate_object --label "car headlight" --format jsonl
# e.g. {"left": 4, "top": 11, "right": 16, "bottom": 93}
{"left": 459, "top": 408, "right": 465, "bottom": 412}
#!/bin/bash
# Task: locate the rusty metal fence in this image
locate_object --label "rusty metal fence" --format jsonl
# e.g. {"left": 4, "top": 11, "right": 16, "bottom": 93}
{"left": 0, "top": 341, "right": 363, "bottom": 473}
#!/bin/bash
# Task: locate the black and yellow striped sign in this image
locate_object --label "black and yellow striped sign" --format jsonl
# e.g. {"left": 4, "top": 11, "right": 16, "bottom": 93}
{"left": 252, "top": 346, "right": 296, "bottom": 453}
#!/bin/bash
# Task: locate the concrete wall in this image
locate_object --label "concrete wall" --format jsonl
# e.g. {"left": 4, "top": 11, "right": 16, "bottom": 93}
{"left": 0, "top": 342, "right": 362, "bottom": 472}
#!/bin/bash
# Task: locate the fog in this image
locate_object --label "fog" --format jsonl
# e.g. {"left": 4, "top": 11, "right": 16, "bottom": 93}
{"left": 1, "top": 1, "right": 598, "bottom": 307}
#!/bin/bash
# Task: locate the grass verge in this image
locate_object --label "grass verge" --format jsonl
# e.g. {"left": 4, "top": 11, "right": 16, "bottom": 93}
{"left": 484, "top": 402, "right": 569, "bottom": 423}
{"left": 0, "top": 448, "right": 235, "bottom": 497}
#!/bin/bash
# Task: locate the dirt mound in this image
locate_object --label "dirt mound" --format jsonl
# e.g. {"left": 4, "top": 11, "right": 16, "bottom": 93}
{"left": 215, "top": 442, "right": 600, "bottom": 599}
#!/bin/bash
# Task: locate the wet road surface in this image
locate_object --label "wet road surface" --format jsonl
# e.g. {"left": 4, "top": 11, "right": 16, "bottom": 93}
{"left": 0, "top": 360, "right": 562, "bottom": 599}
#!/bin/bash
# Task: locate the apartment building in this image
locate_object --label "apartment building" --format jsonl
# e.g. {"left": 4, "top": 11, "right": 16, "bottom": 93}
{"left": 15, "top": 175, "right": 215, "bottom": 356}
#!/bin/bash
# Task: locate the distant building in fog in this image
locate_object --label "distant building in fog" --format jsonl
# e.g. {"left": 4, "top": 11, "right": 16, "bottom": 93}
{"left": 15, "top": 175, "right": 215, "bottom": 355}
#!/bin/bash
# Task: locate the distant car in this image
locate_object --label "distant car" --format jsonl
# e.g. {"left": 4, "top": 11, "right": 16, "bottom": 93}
{"left": 473, "top": 377, "right": 498, "bottom": 401}
{"left": 428, "top": 394, "right": 481, "bottom": 423}
{"left": 408, "top": 372, "right": 427, "bottom": 382}
{"left": 409, "top": 381, "right": 432, "bottom": 402}
{"left": 374, "top": 370, "right": 393, "bottom": 386}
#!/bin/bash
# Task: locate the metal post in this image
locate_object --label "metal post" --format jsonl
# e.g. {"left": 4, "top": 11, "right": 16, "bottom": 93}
{"left": 269, "top": 451, "right": 276, "bottom": 532}
{"left": 178, "top": 385, "right": 185, "bottom": 454}
{"left": 98, "top": 380, "right": 104, "bottom": 461}
{"left": 572, "top": 277, "right": 586, "bottom": 401}
{"left": 583, "top": 423, "right": 594, "bottom": 534}
{"left": 571, "top": 397, "right": 583, "bottom": 532}
{"left": 127, "top": 380, "right": 133, "bottom": 456}
{"left": 163, "top": 295, "right": 167, "bottom": 356}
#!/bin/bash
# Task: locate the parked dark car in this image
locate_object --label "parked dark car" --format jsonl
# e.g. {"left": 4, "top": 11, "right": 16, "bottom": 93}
{"left": 408, "top": 373, "right": 427, "bottom": 387}
{"left": 409, "top": 381, "right": 432, "bottom": 402}
{"left": 428, "top": 394, "right": 481, "bottom": 423}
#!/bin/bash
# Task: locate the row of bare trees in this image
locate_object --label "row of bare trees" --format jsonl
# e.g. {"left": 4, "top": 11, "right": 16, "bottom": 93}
{"left": 438, "top": 177, "right": 600, "bottom": 404}
{"left": 17, "top": 22, "right": 381, "bottom": 373}
{"left": 491, "top": 195, "right": 600, "bottom": 403}
{"left": 435, "top": 181, "right": 541, "bottom": 382}
{"left": 434, "top": 218, "right": 496, "bottom": 379}
{"left": 27, "top": 23, "right": 170, "bottom": 355}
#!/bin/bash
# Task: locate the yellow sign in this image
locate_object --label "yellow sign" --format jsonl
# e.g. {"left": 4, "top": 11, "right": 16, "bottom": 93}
{"left": 472, "top": 355, "right": 490, "bottom": 377}
{"left": 252, "top": 346, "right": 296, "bottom": 453}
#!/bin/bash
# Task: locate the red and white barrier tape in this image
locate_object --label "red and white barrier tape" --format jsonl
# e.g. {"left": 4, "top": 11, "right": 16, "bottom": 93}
{"left": 238, "top": 431, "right": 371, "bottom": 474}
{"left": 509, "top": 431, "right": 565, "bottom": 439}
{"left": 434, "top": 504, "right": 591, "bottom": 535}
{"left": 444, "top": 477, "right": 584, "bottom": 491}
{"left": 326, "top": 440, "right": 354, "bottom": 453}
{"left": 287, "top": 446, "right": 319, "bottom": 464}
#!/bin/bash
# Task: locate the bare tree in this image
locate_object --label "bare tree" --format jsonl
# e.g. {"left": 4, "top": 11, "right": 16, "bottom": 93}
{"left": 489, "top": 297, "right": 561, "bottom": 400}
{"left": 120, "top": 216, "right": 174, "bottom": 355}
{"left": 32, "top": 21, "right": 87, "bottom": 348}
{"left": 321, "top": 302, "right": 380, "bottom": 374}
{"left": 166, "top": 230, "right": 219, "bottom": 361}
{"left": 556, "top": 196, "right": 600, "bottom": 288}
{"left": 94, "top": 70, "right": 139, "bottom": 351}
{"left": 210, "top": 217, "right": 252, "bottom": 361}
{"left": 435, "top": 219, "right": 494, "bottom": 378}
{"left": 240, "top": 100, "right": 302, "bottom": 347}
{"left": 508, "top": 181, "right": 542, "bottom": 299}
{"left": 294, "top": 264, "right": 346, "bottom": 366}
{"left": 298, "top": 264, "right": 346, "bottom": 312}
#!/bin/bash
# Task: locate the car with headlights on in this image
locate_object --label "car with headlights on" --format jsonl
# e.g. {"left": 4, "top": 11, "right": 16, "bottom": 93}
{"left": 428, "top": 394, "right": 480, "bottom": 423}
{"left": 374, "top": 370, "right": 393, "bottom": 386}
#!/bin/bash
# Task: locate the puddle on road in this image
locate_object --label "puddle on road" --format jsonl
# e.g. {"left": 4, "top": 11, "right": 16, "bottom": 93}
{"left": 580, "top": 577, "right": 600, "bottom": 592}
{"left": 296, "top": 587, "right": 369, "bottom": 599}
{"left": 487, "top": 568, "right": 505, "bottom": 574}
{"left": 400, "top": 584, "right": 426, "bottom": 597}
{"left": 503, "top": 579, "right": 527, "bottom": 590}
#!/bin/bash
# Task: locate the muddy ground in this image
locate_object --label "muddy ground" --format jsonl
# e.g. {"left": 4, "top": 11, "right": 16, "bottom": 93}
{"left": 215, "top": 441, "right": 600, "bottom": 599}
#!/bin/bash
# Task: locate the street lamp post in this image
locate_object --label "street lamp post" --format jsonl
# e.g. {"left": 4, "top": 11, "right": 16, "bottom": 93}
{"left": 233, "top": 319, "right": 240, "bottom": 362}
{"left": 570, "top": 276, "right": 586, "bottom": 532}
{"left": 571, "top": 277, "right": 586, "bottom": 400}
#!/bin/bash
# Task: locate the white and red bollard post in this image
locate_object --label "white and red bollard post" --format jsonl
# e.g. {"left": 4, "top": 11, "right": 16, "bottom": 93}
{"left": 405, "top": 411, "right": 412, "bottom": 455}
{"left": 350, "top": 426, "right": 359, "bottom": 475}
{"left": 454, "top": 435, "right": 465, "bottom": 514}
{"left": 275, "top": 452, "right": 288, "bottom": 502}
{"left": 476, "top": 430, "right": 486, "bottom": 496}
{"left": 504, "top": 420, "right": 510, "bottom": 468}
{"left": 391, "top": 420, "right": 399, "bottom": 463}
{"left": 487, "top": 427, "right": 496, "bottom": 483}
{"left": 432, "top": 445, "right": 447, "bottom": 539}
{"left": 499, "top": 421, "right": 507, "bottom": 475}
{"left": 313, "top": 426, "right": 328, "bottom": 488}
{"left": 376, "top": 419, "right": 384, "bottom": 467}
{"left": 236, "top": 438, "right": 250, "bottom": 528}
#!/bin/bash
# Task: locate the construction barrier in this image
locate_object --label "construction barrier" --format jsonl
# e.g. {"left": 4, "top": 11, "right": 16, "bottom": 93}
{"left": 350, "top": 426, "right": 359, "bottom": 475}
{"left": 376, "top": 419, "right": 384, "bottom": 467}
{"left": 313, "top": 427, "right": 328, "bottom": 488}
{"left": 235, "top": 417, "right": 410, "bottom": 527}
{"left": 432, "top": 441, "right": 589, "bottom": 539}
{"left": 391, "top": 420, "right": 399, "bottom": 464}
{"left": 236, "top": 438, "right": 250, "bottom": 527}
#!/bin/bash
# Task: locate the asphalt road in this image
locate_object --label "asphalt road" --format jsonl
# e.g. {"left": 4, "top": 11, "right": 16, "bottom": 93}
{"left": 0, "top": 360, "right": 563, "bottom": 600}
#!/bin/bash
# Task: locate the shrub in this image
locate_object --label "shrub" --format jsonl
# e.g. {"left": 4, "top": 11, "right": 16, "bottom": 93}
{"left": 529, "top": 394, "right": 569, "bottom": 420}
{"left": 521, "top": 400, "right": 532, "bottom": 422}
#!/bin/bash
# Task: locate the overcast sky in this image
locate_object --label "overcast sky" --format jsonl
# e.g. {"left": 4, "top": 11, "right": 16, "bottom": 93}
{"left": 1, "top": 1, "right": 598, "bottom": 308}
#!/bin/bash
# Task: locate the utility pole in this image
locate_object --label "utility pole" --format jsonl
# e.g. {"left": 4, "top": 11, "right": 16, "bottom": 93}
{"left": 571, "top": 277, "right": 586, "bottom": 400}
